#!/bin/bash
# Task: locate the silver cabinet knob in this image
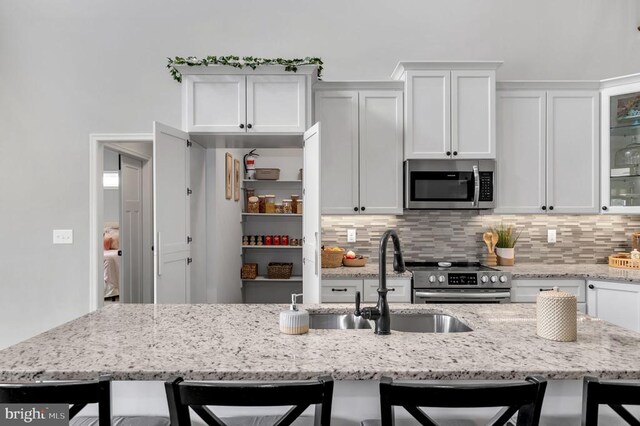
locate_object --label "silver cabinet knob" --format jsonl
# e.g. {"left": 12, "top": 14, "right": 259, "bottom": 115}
{"left": 481, "top": 275, "right": 489, "bottom": 283}
{"left": 499, "top": 275, "right": 508, "bottom": 283}
{"left": 438, "top": 275, "right": 446, "bottom": 283}
{"left": 429, "top": 275, "right": 436, "bottom": 283}
{"left": 490, "top": 276, "right": 498, "bottom": 283}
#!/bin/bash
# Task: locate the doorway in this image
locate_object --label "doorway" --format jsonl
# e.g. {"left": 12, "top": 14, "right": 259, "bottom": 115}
{"left": 89, "top": 134, "right": 153, "bottom": 311}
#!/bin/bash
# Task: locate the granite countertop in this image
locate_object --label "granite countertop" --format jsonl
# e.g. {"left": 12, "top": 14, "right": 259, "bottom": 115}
{"left": 321, "top": 263, "right": 412, "bottom": 279}
{"left": 498, "top": 263, "right": 640, "bottom": 283}
{"left": 0, "top": 303, "right": 639, "bottom": 382}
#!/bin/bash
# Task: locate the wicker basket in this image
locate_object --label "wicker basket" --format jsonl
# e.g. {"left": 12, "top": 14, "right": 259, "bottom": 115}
{"left": 241, "top": 263, "right": 258, "bottom": 279}
{"left": 343, "top": 256, "right": 367, "bottom": 267}
{"left": 267, "top": 262, "right": 293, "bottom": 279}
{"left": 321, "top": 249, "right": 345, "bottom": 268}
{"left": 255, "top": 168, "right": 280, "bottom": 180}
{"left": 608, "top": 253, "right": 640, "bottom": 269}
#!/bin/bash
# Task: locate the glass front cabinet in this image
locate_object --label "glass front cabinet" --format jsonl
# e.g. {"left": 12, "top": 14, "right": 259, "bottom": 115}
{"left": 601, "top": 76, "right": 640, "bottom": 214}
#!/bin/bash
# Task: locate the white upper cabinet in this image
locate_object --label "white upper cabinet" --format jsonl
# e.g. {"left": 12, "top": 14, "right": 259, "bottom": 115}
{"left": 314, "top": 83, "right": 404, "bottom": 215}
{"left": 496, "top": 84, "right": 599, "bottom": 214}
{"left": 180, "top": 66, "right": 314, "bottom": 134}
{"left": 392, "top": 62, "right": 501, "bottom": 160}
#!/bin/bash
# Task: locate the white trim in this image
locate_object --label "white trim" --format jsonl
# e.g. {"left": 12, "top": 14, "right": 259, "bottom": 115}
{"left": 176, "top": 64, "right": 318, "bottom": 77}
{"left": 89, "top": 133, "right": 153, "bottom": 312}
{"left": 497, "top": 81, "right": 601, "bottom": 90}
{"left": 391, "top": 61, "right": 503, "bottom": 80}
{"left": 600, "top": 72, "right": 640, "bottom": 89}
{"left": 313, "top": 81, "right": 404, "bottom": 91}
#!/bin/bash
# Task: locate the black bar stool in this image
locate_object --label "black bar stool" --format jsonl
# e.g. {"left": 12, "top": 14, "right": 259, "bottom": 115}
{"left": 0, "top": 376, "right": 112, "bottom": 426}
{"left": 362, "top": 376, "right": 547, "bottom": 426}
{"left": 165, "top": 376, "right": 334, "bottom": 426}
{"left": 582, "top": 376, "right": 640, "bottom": 425}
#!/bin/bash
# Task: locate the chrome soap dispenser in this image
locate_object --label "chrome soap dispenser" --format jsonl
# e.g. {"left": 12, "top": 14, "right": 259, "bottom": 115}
{"left": 279, "top": 293, "right": 309, "bottom": 335}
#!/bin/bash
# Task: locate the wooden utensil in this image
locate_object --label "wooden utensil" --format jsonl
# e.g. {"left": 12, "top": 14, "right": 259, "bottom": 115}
{"left": 491, "top": 232, "right": 498, "bottom": 253}
{"left": 482, "top": 232, "right": 493, "bottom": 253}
{"left": 483, "top": 231, "right": 498, "bottom": 267}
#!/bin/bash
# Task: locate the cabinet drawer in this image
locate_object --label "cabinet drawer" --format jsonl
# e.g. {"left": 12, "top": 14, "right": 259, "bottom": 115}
{"left": 511, "top": 279, "right": 585, "bottom": 303}
{"left": 363, "top": 279, "right": 412, "bottom": 303}
{"left": 321, "top": 279, "right": 362, "bottom": 303}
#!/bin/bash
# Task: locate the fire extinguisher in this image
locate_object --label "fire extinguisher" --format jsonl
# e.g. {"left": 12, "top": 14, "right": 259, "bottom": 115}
{"left": 243, "top": 149, "right": 259, "bottom": 180}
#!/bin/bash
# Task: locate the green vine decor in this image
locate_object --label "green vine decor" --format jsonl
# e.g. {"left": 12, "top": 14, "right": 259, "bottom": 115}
{"left": 166, "top": 55, "right": 324, "bottom": 82}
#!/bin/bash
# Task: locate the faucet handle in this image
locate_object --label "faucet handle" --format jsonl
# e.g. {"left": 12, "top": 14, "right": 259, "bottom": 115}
{"left": 354, "top": 291, "right": 361, "bottom": 317}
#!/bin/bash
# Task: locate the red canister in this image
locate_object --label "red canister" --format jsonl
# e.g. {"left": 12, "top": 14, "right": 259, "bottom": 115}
{"left": 281, "top": 235, "right": 289, "bottom": 246}
{"left": 273, "top": 235, "right": 281, "bottom": 246}
{"left": 265, "top": 235, "right": 272, "bottom": 246}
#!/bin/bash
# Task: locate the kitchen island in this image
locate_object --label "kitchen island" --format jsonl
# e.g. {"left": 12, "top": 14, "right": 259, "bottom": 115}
{"left": 0, "top": 303, "right": 638, "bottom": 424}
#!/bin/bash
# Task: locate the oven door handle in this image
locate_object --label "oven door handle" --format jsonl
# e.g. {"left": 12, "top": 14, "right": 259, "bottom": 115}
{"left": 472, "top": 165, "right": 480, "bottom": 207}
{"left": 414, "top": 291, "right": 511, "bottom": 299}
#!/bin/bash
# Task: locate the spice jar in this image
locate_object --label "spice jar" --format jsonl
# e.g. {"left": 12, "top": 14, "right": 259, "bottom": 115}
{"left": 242, "top": 236, "right": 249, "bottom": 246}
{"left": 290, "top": 238, "right": 299, "bottom": 246}
{"left": 296, "top": 200, "right": 303, "bottom": 215}
{"left": 265, "top": 235, "right": 272, "bottom": 246}
{"left": 265, "top": 195, "right": 276, "bottom": 213}
{"left": 291, "top": 195, "right": 299, "bottom": 213}
{"left": 249, "top": 236, "right": 256, "bottom": 246}
{"left": 281, "top": 235, "right": 289, "bottom": 246}
{"left": 247, "top": 196, "right": 259, "bottom": 214}
{"left": 258, "top": 196, "right": 266, "bottom": 214}
{"left": 244, "top": 188, "right": 255, "bottom": 212}
{"left": 275, "top": 203, "right": 284, "bottom": 214}
{"left": 282, "top": 199, "right": 293, "bottom": 214}
{"left": 273, "top": 235, "right": 281, "bottom": 246}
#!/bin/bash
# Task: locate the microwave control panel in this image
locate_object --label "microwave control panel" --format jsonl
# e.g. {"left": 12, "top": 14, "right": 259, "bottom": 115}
{"left": 479, "top": 172, "right": 493, "bottom": 202}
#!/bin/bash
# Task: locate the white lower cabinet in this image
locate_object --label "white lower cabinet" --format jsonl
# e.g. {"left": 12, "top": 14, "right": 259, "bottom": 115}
{"left": 321, "top": 278, "right": 412, "bottom": 303}
{"left": 587, "top": 280, "right": 640, "bottom": 332}
{"left": 511, "top": 280, "right": 586, "bottom": 313}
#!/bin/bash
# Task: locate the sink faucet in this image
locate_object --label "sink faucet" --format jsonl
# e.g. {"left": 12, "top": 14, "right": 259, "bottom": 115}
{"left": 354, "top": 230, "right": 405, "bottom": 335}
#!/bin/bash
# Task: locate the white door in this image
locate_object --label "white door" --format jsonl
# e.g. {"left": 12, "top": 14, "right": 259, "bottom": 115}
{"left": 246, "top": 75, "right": 306, "bottom": 133}
{"left": 495, "top": 90, "right": 547, "bottom": 214}
{"left": 302, "top": 123, "right": 321, "bottom": 303}
{"left": 184, "top": 75, "right": 246, "bottom": 133}
{"left": 587, "top": 280, "right": 640, "bottom": 332}
{"left": 405, "top": 71, "right": 451, "bottom": 159}
{"left": 358, "top": 90, "right": 404, "bottom": 214}
{"left": 120, "top": 155, "right": 143, "bottom": 303}
{"left": 451, "top": 70, "right": 495, "bottom": 159}
{"left": 314, "top": 90, "right": 359, "bottom": 214}
{"left": 153, "top": 122, "right": 190, "bottom": 303}
{"left": 546, "top": 90, "right": 600, "bottom": 213}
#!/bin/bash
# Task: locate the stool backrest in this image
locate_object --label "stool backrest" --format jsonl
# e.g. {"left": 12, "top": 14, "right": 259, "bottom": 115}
{"left": 165, "top": 376, "right": 334, "bottom": 426}
{"left": 582, "top": 376, "right": 640, "bottom": 425}
{"left": 0, "top": 376, "right": 111, "bottom": 426}
{"left": 379, "top": 376, "right": 547, "bottom": 426}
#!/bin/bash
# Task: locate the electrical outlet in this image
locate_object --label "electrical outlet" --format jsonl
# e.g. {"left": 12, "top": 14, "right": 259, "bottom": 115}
{"left": 53, "top": 229, "right": 73, "bottom": 245}
{"left": 347, "top": 229, "right": 357, "bottom": 243}
{"left": 547, "top": 229, "right": 557, "bottom": 243}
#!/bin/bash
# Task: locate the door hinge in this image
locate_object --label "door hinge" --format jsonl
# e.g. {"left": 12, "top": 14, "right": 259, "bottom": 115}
{"left": 187, "top": 188, "right": 193, "bottom": 195}
{"left": 187, "top": 236, "right": 192, "bottom": 244}
{"left": 187, "top": 257, "right": 193, "bottom": 265}
{"left": 186, "top": 140, "right": 192, "bottom": 147}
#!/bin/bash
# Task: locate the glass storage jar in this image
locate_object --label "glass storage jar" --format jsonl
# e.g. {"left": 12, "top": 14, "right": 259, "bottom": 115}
{"left": 282, "top": 199, "right": 293, "bottom": 214}
{"left": 275, "top": 203, "right": 284, "bottom": 214}
{"left": 290, "top": 195, "right": 299, "bottom": 213}
{"left": 258, "top": 195, "right": 266, "bottom": 213}
{"left": 247, "top": 196, "right": 259, "bottom": 214}
{"left": 265, "top": 195, "right": 276, "bottom": 213}
{"left": 244, "top": 189, "right": 255, "bottom": 212}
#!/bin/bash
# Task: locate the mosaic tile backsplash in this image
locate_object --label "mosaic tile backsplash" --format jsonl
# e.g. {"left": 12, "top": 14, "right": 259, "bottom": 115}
{"left": 321, "top": 212, "right": 640, "bottom": 264}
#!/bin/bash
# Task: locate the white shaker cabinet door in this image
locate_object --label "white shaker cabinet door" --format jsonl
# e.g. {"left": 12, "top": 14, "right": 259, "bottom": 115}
{"left": 358, "top": 90, "right": 404, "bottom": 215}
{"left": 587, "top": 280, "right": 640, "bottom": 332}
{"left": 302, "top": 123, "right": 322, "bottom": 304}
{"left": 546, "top": 91, "right": 600, "bottom": 214}
{"left": 314, "top": 90, "right": 360, "bottom": 214}
{"left": 246, "top": 75, "right": 306, "bottom": 133}
{"left": 183, "top": 75, "right": 246, "bottom": 133}
{"left": 495, "top": 90, "right": 547, "bottom": 213}
{"left": 363, "top": 278, "right": 411, "bottom": 303}
{"left": 404, "top": 71, "right": 450, "bottom": 159}
{"left": 451, "top": 70, "right": 496, "bottom": 159}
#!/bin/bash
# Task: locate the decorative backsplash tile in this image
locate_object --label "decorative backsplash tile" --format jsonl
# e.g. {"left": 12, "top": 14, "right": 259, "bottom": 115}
{"left": 321, "top": 212, "right": 640, "bottom": 264}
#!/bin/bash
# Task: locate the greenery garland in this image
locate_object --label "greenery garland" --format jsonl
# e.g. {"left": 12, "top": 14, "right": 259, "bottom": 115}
{"left": 167, "top": 55, "right": 324, "bottom": 82}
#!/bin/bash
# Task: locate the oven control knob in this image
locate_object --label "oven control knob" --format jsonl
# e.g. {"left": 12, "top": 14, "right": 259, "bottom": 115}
{"left": 499, "top": 275, "right": 508, "bottom": 283}
{"left": 490, "top": 275, "right": 498, "bottom": 283}
{"left": 429, "top": 275, "right": 436, "bottom": 283}
{"left": 481, "top": 275, "right": 489, "bottom": 283}
{"left": 438, "top": 275, "right": 446, "bottom": 283}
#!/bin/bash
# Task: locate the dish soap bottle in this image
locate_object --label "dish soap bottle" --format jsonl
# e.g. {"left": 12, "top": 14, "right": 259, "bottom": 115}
{"left": 279, "top": 294, "right": 309, "bottom": 335}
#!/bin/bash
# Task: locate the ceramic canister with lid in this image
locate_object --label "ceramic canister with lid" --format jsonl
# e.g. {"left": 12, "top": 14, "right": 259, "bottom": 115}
{"left": 279, "top": 294, "right": 309, "bottom": 335}
{"left": 536, "top": 286, "right": 577, "bottom": 342}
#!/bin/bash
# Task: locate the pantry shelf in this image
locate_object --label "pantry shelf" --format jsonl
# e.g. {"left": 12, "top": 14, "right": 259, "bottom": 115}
{"left": 242, "top": 276, "right": 303, "bottom": 282}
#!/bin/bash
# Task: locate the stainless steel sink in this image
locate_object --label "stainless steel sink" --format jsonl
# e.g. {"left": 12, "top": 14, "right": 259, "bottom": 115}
{"left": 309, "top": 313, "right": 372, "bottom": 330}
{"left": 390, "top": 313, "right": 472, "bottom": 333}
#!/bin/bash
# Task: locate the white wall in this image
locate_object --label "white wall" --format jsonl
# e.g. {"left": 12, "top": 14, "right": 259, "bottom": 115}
{"left": 2, "top": 0, "right": 640, "bottom": 348}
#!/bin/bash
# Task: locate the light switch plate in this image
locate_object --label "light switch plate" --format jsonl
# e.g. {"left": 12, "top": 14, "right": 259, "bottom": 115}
{"left": 347, "top": 229, "right": 357, "bottom": 243}
{"left": 53, "top": 229, "right": 73, "bottom": 244}
{"left": 547, "top": 229, "right": 556, "bottom": 243}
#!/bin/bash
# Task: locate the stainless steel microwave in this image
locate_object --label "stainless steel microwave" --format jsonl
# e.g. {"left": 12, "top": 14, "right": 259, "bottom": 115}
{"left": 404, "top": 160, "right": 496, "bottom": 210}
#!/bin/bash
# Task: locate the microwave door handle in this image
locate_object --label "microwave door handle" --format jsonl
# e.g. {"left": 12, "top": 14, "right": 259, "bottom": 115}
{"left": 473, "top": 165, "right": 480, "bottom": 207}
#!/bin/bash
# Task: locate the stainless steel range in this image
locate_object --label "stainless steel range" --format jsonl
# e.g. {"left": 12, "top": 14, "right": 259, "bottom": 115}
{"left": 406, "top": 261, "right": 512, "bottom": 304}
